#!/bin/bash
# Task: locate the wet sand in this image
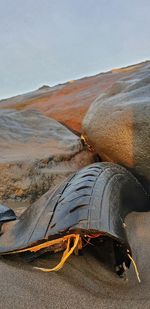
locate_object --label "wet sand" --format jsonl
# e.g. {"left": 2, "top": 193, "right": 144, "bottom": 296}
{"left": 0, "top": 211, "right": 150, "bottom": 309}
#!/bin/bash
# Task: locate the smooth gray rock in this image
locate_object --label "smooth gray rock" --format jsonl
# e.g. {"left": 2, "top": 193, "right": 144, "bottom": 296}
{"left": 0, "top": 110, "right": 94, "bottom": 203}
{"left": 83, "top": 62, "right": 150, "bottom": 193}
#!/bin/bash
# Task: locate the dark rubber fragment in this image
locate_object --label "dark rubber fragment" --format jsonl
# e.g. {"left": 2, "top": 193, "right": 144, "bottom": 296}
{"left": 0, "top": 204, "right": 16, "bottom": 223}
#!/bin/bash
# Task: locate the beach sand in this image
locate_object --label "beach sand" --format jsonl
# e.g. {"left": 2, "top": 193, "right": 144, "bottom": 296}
{"left": 0, "top": 210, "right": 150, "bottom": 309}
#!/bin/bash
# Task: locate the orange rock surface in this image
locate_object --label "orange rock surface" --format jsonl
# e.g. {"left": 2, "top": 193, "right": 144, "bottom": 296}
{"left": 0, "top": 62, "right": 147, "bottom": 132}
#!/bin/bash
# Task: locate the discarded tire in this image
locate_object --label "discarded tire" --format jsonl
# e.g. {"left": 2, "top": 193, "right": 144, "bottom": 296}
{"left": 0, "top": 162, "right": 149, "bottom": 277}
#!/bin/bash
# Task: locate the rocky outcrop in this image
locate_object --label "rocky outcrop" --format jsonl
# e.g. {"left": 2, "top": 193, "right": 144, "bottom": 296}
{"left": 83, "top": 62, "right": 150, "bottom": 193}
{"left": 0, "top": 110, "right": 94, "bottom": 204}
{"left": 1, "top": 62, "right": 148, "bottom": 132}
{"left": 1, "top": 61, "right": 150, "bottom": 204}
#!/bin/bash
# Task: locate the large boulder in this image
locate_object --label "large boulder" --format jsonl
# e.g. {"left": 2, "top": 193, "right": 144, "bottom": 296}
{"left": 1, "top": 62, "right": 146, "bottom": 133}
{"left": 83, "top": 62, "right": 150, "bottom": 193}
{"left": 0, "top": 110, "right": 94, "bottom": 204}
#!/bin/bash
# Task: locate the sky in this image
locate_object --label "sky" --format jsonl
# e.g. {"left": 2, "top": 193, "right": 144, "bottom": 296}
{"left": 0, "top": 0, "right": 150, "bottom": 99}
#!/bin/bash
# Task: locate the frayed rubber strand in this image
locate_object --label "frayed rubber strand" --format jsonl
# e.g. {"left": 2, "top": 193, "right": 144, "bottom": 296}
{"left": 10, "top": 234, "right": 81, "bottom": 272}
{"left": 127, "top": 251, "right": 141, "bottom": 283}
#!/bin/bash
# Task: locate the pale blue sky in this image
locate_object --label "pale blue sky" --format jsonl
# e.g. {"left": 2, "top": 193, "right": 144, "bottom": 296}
{"left": 0, "top": 0, "right": 150, "bottom": 99}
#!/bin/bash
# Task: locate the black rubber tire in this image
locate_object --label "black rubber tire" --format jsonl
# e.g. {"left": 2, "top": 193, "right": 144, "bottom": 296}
{"left": 46, "top": 162, "right": 149, "bottom": 239}
{"left": 0, "top": 162, "right": 149, "bottom": 276}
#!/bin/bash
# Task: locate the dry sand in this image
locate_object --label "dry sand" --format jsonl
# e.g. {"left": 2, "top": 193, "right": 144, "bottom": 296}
{"left": 0, "top": 211, "right": 150, "bottom": 309}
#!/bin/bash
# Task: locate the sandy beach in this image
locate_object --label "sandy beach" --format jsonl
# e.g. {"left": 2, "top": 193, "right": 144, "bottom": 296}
{"left": 0, "top": 211, "right": 150, "bottom": 309}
